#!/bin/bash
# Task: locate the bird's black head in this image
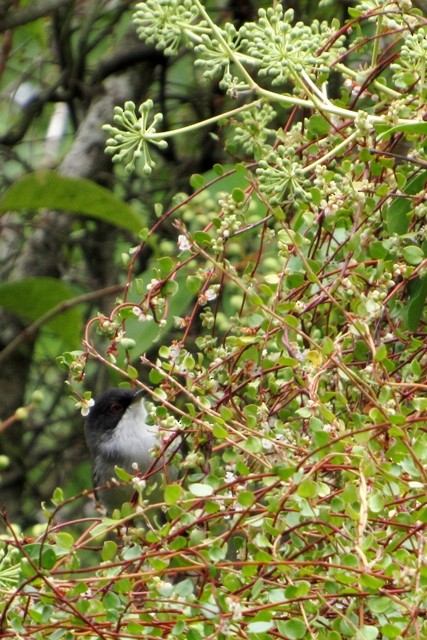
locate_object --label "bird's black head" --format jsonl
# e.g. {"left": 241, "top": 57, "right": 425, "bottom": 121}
{"left": 85, "top": 388, "right": 141, "bottom": 440}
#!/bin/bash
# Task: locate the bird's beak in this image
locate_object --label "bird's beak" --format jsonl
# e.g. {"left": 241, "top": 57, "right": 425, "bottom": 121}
{"left": 131, "top": 389, "right": 145, "bottom": 404}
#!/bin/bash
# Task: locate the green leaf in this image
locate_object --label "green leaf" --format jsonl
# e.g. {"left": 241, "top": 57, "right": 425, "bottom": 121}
{"left": 126, "top": 365, "right": 139, "bottom": 380}
{"left": 237, "top": 491, "right": 255, "bottom": 507}
{"left": 310, "top": 186, "right": 322, "bottom": 205}
{"left": 103, "top": 591, "right": 121, "bottom": 610}
{"left": 28, "top": 610, "right": 43, "bottom": 624}
{"left": 190, "top": 173, "right": 205, "bottom": 189}
{"left": 356, "top": 625, "right": 379, "bottom": 640}
{"left": 282, "top": 314, "right": 299, "bottom": 329}
{"left": 41, "top": 548, "right": 58, "bottom": 570}
{"left": 52, "top": 487, "right": 64, "bottom": 505}
{"left": 174, "top": 578, "right": 194, "bottom": 597}
{"left": 0, "top": 277, "right": 82, "bottom": 347}
{"left": 321, "top": 336, "right": 335, "bottom": 355}
{"left": 232, "top": 187, "right": 245, "bottom": 203}
{"left": 369, "top": 241, "right": 388, "bottom": 259}
{"left": 170, "top": 536, "right": 188, "bottom": 550}
{"left": 404, "top": 170, "right": 427, "bottom": 196}
{"left": 368, "top": 492, "right": 384, "bottom": 513}
{"left": 213, "top": 163, "right": 224, "bottom": 175}
{"left": 157, "top": 256, "right": 175, "bottom": 276}
{"left": 114, "top": 466, "right": 132, "bottom": 482}
{"left": 307, "top": 113, "right": 330, "bottom": 136}
{"left": 273, "top": 465, "right": 295, "bottom": 481}
{"left": 188, "top": 483, "right": 214, "bottom": 497}
{"left": 279, "top": 619, "right": 306, "bottom": 639}
{"left": 377, "top": 122, "right": 427, "bottom": 140}
{"left": 164, "top": 483, "right": 183, "bottom": 505}
{"left": 245, "top": 436, "right": 262, "bottom": 453}
{"left": 102, "top": 540, "right": 118, "bottom": 562}
{"left": 0, "top": 171, "right": 146, "bottom": 233}
{"left": 55, "top": 532, "right": 74, "bottom": 551}
{"left": 247, "top": 620, "right": 273, "bottom": 634}
{"left": 380, "top": 623, "right": 403, "bottom": 638}
{"left": 186, "top": 275, "right": 203, "bottom": 294}
{"left": 385, "top": 198, "right": 411, "bottom": 235}
{"left": 193, "top": 231, "right": 212, "bottom": 246}
{"left": 368, "top": 596, "right": 393, "bottom": 614}
{"left": 212, "top": 422, "right": 228, "bottom": 439}
{"left": 297, "top": 479, "right": 317, "bottom": 498}
{"left": 386, "top": 171, "right": 427, "bottom": 236}
{"left": 412, "top": 396, "right": 427, "bottom": 413}
{"left": 360, "top": 574, "right": 386, "bottom": 590}
{"left": 402, "top": 245, "right": 424, "bottom": 266}
{"left": 126, "top": 623, "right": 145, "bottom": 635}
{"left": 20, "top": 558, "right": 37, "bottom": 579}
{"left": 374, "top": 344, "right": 387, "bottom": 362}
{"left": 115, "top": 578, "right": 133, "bottom": 594}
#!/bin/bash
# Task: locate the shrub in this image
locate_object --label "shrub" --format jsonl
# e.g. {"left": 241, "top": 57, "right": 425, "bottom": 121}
{"left": 2, "top": 1, "right": 427, "bottom": 638}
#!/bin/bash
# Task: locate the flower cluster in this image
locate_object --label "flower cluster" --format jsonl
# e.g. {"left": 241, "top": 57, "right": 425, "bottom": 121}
{"left": 194, "top": 23, "right": 239, "bottom": 80}
{"left": 101, "top": 1, "right": 427, "bottom": 177}
{"left": 133, "top": 0, "right": 204, "bottom": 56}
{"left": 231, "top": 102, "right": 277, "bottom": 156}
{"left": 256, "top": 145, "right": 311, "bottom": 204}
{"left": 240, "top": 7, "right": 345, "bottom": 87}
{"left": 391, "top": 28, "right": 427, "bottom": 94}
{"left": 0, "top": 547, "right": 20, "bottom": 589}
{"left": 103, "top": 99, "right": 167, "bottom": 174}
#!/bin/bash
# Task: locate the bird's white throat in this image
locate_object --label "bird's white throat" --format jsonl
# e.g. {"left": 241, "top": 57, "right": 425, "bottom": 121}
{"left": 100, "top": 398, "right": 158, "bottom": 469}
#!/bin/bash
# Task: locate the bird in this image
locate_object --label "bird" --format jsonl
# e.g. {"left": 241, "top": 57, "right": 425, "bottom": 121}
{"left": 85, "top": 387, "right": 172, "bottom": 513}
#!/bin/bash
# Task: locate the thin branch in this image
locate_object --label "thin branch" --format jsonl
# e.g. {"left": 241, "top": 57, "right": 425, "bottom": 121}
{"left": 89, "top": 42, "right": 166, "bottom": 85}
{"left": 0, "top": 284, "right": 124, "bottom": 364}
{"left": 0, "top": 81, "right": 63, "bottom": 146}
{"left": 0, "top": 0, "right": 72, "bottom": 32}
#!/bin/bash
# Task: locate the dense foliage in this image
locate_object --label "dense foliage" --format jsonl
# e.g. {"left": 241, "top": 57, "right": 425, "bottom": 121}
{"left": 1, "top": 0, "right": 427, "bottom": 638}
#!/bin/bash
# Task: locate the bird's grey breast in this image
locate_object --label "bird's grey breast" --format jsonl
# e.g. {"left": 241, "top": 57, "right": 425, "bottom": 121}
{"left": 97, "top": 399, "right": 158, "bottom": 475}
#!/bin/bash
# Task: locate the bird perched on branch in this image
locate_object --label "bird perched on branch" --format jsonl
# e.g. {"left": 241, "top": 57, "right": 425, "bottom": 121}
{"left": 85, "top": 387, "right": 172, "bottom": 513}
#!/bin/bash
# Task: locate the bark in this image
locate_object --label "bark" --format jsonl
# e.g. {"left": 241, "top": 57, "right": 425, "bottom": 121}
{"left": 0, "top": 0, "right": 73, "bottom": 32}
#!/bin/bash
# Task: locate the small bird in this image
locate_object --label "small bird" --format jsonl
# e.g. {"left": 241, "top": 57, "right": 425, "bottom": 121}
{"left": 85, "top": 387, "right": 170, "bottom": 512}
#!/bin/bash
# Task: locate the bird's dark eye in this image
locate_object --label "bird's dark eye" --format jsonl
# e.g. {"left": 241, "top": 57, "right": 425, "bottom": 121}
{"left": 109, "top": 402, "right": 123, "bottom": 414}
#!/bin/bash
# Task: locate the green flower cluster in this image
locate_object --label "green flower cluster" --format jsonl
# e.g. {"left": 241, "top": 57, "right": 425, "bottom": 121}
{"left": 133, "top": 0, "right": 204, "bottom": 55}
{"left": 231, "top": 102, "right": 277, "bottom": 156}
{"left": 240, "top": 7, "right": 345, "bottom": 87}
{"left": 105, "top": 0, "right": 427, "bottom": 192}
{"left": 391, "top": 28, "right": 427, "bottom": 94}
{"left": 194, "top": 23, "right": 240, "bottom": 81}
{"left": 103, "top": 99, "right": 167, "bottom": 174}
{"left": 256, "top": 145, "right": 311, "bottom": 204}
